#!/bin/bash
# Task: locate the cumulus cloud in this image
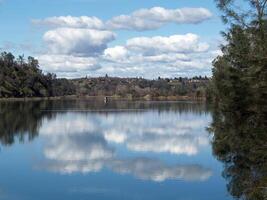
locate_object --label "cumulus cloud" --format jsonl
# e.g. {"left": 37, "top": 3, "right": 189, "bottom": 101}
{"left": 106, "top": 7, "right": 212, "bottom": 31}
{"left": 30, "top": 6, "right": 215, "bottom": 78}
{"left": 33, "top": 7, "right": 212, "bottom": 31}
{"left": 39, "top": 28, "right": 115, "bottom": 77}
{"left": 126, "top": 33, "right": 209, "bottom": 55}
{"left": 98, "top": 33, "right": 215, "bottom": 78}
{"left": 43, "top": 28, "right": 115, "bottom": 56}
{"left": 103, "top": 46, "right": 129, "bottom": 61}
{"left": 38, "top": 30, "right": 215, "bottom": 78}
{"left": 102, "top": 34, "right": 208, "bottom": 64}
{"left": 33, "top": 16, "right": 105, "bottom": 29}
{"left": 37, "top": 54, "right": 100, "bottom": 77}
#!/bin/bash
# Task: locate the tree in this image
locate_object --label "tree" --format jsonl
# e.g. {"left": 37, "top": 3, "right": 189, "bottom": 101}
{"left": 215, "top": 0, "right": 267, "bottom": 26}
{"left": 0, "top": 52, "right": 76, "bottom": 98}
{"left": 210, "top": 1, "right": 267, "bottom": 199}
{"left": 212, "top": 0, "right": 267, "bottom": 110}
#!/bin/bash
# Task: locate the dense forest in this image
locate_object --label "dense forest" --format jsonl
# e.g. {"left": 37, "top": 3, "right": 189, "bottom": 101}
{"left": 0, "top": 52, "right": 210, "bottom": 99}
{"left": 0, "top": 52, "right": 75, "bottom": 97}
{"left": 209, "top": 0, "right": 267, "bottom": 199}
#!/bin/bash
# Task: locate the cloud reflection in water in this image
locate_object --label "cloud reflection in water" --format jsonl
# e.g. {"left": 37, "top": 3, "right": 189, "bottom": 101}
{"left": 39, "top": 111, "right": 212, "bottom": 182}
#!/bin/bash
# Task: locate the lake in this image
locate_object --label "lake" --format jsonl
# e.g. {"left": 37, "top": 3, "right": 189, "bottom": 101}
{"left": 0, "top": 100, "right": 233, "bottom": 200}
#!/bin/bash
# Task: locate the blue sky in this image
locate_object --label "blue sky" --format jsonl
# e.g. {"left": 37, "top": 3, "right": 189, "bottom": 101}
{"left": 0, "top": 0, "right": 225, "bottom": 78}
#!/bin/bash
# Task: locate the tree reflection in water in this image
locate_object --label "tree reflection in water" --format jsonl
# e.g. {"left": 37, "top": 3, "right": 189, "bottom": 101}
{"left": 0, "top": 99, "right": 209, "bottom": 146}
{"left": 209, "top": 105, "right": 267, "bottom": 199}
{"left": 0, "top": 101, "right": 54, "bottom": 145}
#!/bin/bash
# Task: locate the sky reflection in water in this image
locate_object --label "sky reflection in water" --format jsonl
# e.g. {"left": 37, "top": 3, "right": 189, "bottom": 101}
{"left": 0, "top": 100, "right": 231, "bottom": 200}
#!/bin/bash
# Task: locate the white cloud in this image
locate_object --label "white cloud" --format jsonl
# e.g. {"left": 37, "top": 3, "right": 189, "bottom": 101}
{"left": 33, "top": 7, "right": 212, "bottom": 32}
{"left": 106, "top": 7, "right": 212, "bottom": 31}
{"left": 102, "top": 34, "right": 208, "bottom": 63}
{"left": 126, "top": 34, "right": 209, "bottom": 55}
{"left": 38, "top": 28, "right": 116, "bottom": 77}
{"left": 97, "top": 33, "right": 215, "bottom": 78}
{"left": 38, "top": 31, "right": 216, "bottom": 78}
{"left": 32, "top": 16, "right": 105, "bottom": 29}
{"left": 103, "top": 46, "right": 129, "bottom": 61}
{"left": 43, "top": 28, "right": 115, "bottom": 56}
{"left": 141, "top": 53, "right": 190, "bottom": 63}
{"left": 37, "top": 54, "right": 100, "bottom": 77}
{"left": 31, "top": 7, "right": 216, "bottom": 78}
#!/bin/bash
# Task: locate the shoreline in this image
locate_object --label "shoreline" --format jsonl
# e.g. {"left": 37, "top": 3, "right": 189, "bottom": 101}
{"left": 0, "top": 95, "right": 206, "bottom": 102}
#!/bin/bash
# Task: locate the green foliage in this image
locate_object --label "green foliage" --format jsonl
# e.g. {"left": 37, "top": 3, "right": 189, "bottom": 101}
{"left": 210, "top": 1, "right": 267, "bottom": 199}
{"left": 0, "top": 52, "right": 76, "bottom": 98}
{"left": 212, "top": 0, "right": 267, "bottom": 112}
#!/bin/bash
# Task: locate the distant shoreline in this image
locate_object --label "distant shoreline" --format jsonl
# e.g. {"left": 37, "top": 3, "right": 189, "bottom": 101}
{"left": 0, "top": 95, "right": 206, "bottom": 102}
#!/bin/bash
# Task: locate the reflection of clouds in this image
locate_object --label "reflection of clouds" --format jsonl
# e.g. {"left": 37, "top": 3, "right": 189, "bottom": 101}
{"left": 40, "top": 115, "right": 97, "bottom": 135}
{"left": 45, "top": 133, "right": 114, "bottom": 161}
{"left": 69, "top": 187, "right": 119, "bottom": 195}
{"left": 43, "top": 155, "right": 212, "bottom": 182}
{"left": 43, "top": 133, "right": 114, "bottom": 173}
{"left": 127, "top": 133, "right": 207, "bottom": 155}
{"left": 104, "top": 130, "right": 127, "bottom": 144}
{"left": 110, "top": 158, "right": 212, "bottom": 182}
{"left": 40, "top": 112, "right": 209, "bottom": 156}
{"left": 103, "top": 119, "right": 209, "bottom": 155}
{"left": 39, "top": 111, "right": 212, "bottom": 182}
{"left": 44, "top": 159, "right": 105, "bottom": 174}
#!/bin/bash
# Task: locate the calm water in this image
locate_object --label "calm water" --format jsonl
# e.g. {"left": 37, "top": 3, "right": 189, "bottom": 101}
{"left": 0, "top": 100, "right": 233, "bottom": 200}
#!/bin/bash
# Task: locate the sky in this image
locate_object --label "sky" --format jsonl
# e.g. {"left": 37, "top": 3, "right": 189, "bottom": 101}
{"left": 0, "top": 0, "right": 225, "bottom": 78}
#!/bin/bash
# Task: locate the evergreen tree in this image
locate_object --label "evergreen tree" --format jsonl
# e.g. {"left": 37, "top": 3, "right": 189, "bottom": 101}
{"left": 210, "top": 1, "right": 267, "bottom": 199}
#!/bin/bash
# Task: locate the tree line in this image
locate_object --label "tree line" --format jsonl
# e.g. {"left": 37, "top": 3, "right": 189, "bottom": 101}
{"left": 0, "top": 52, "right": 211, "bottom": 99}
{"left": 73, "top": 76, "right": 210, "bottom": 99}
